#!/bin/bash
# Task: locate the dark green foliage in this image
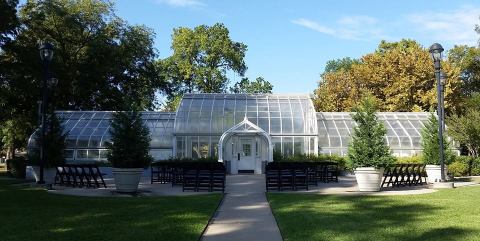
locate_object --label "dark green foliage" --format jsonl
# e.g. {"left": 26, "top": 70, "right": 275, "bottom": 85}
{"left": 229, "top": 77, "right": 273, "bottom": 94}
{"left": 107, "top": 111, "right": 153, "bottom": 168}
{"left": 448, "top": 156, "right": 480, "bottom": 177}
{"left": 28, "top": 113, "right": 67, "bottom": 167}
{"left": 323, "top": 57, "right": 360, "bottom": 74}
{"left": 447, "top": 93, "right": 480, "bottom": 157}
{"left": 166, "top": 23, "right": 247, "bottom": 94}
{"left": 347, "top": 96, "right": 395, "bottom": 169}
{"left": 6, "top": 156, "right": 26, "bottom": 178}
{"left": 421, "top": 112, "right": 455, "bottom": 165}
{"left": 273, "top": 153, "right": 347, "bottom": 171}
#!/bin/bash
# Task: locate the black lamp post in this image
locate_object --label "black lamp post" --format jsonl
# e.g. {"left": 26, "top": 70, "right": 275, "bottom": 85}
{"left": 38, "top": 42, "right": 54, "bottom": 184}
{"left": 429, "top": 43, "right": 446, "bottom": 182}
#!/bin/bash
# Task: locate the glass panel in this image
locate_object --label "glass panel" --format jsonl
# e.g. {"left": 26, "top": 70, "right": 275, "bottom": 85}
{"left": 282, "top": 137, "right": 293, "bottom": 156}
{"left": 76, "top": 150, "right": 88, "bottom": 159}
{"left": 199, "top": 137, "right": 209, "bottom": 158}
{"left": 282, "top": 118, "right": 293, "bottom": 134}
{"left": 270, "top": 118, "right": 281, "bottom": 133}
{"left": 87, "top": 150, "right": 99, "bottom": 159}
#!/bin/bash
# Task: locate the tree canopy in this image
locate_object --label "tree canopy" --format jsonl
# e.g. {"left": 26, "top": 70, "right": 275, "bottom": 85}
{"left": 0, "top": 0, "right": 165, "bottom": 157}
{"left": 165, "top": 23, "right": 247, "bottom": 94}
{"left": 314, "top": 39, "right": 464, "bottom": 113}
{"left": 229, "top": 77, "right": 273, "bottom": 94}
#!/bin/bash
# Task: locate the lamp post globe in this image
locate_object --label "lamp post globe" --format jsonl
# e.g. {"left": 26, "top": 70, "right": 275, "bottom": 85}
{"left": 429, "top": 43, "right": 444, "bottom": 62}
{"left": 39, "top": 42, "right": 54, "bottom": 63}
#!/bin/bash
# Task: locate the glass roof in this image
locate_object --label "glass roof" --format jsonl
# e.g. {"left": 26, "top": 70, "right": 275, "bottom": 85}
{"left": 28, "top": 111, "right": 176, "bottom": 150}
{"left": 317, "top": 112, "right": 430, "bottom": 156}
{"left": 174, "top": 93, "right": 318, "bottom": 136}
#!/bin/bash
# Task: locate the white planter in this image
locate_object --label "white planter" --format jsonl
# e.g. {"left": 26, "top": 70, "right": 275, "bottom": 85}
{"left": 354, "top": 167, "right": 384, "bottom": 192}
{"left": 425, "top": 165, "right": 448, "bottom": 183}
{"left": 112, "top": 168, "right": 144, "bottom": 193}
{"left": 32, "top": 166, "right": 57, "bottom": 184}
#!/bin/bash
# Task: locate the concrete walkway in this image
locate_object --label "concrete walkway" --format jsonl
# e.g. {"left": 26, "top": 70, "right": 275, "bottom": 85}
{"left": 201, "top": 175, "right": 283, "bottom": 241}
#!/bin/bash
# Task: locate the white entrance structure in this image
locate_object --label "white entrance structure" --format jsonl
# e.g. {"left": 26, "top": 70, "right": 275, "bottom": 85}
{"left": 218, "top": 116, "right": 273, "bottom": 174}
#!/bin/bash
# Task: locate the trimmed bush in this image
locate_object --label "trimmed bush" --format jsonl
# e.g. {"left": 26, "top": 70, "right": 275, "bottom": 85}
{"left": 347, "top": 96, "right": 395, "bottom": 170}
{"left": 395, "top": 155, "right": 423, "bottom": 164}
{"left": 421, "top": 112, "right": 455, "bottom": 165}
{"left": 274, "top": 153, "right": 347, "bottom": 171}
{"left": 107, "top": 111, "right": 153, "bottom": 168}
{"left": 448, "top": 161, "right": 469, "bottom": 177}
{"left": 6, "top": 156, "right": 26, "bottom": 178}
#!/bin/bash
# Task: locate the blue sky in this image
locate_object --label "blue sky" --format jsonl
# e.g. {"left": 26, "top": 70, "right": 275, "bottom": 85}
{"left": 115, "top": 0, "right": 480, "bottom": 94}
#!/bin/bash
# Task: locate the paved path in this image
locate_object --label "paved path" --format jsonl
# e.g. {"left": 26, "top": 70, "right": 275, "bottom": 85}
{"left": 201, "top": 175, "right": 283, "bottom": 241}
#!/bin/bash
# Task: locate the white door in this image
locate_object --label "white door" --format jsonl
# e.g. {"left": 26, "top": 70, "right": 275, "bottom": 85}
{"left": 238, "top": 138, "right": 255, "bottom": 170}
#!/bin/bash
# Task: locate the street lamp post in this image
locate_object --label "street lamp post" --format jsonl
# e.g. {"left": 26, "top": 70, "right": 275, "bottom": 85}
{"left": 429, "top": 43, "right": 446, "bottom": 182}
{"left": 38, "top": 42, "right": 54, "bottom": 184}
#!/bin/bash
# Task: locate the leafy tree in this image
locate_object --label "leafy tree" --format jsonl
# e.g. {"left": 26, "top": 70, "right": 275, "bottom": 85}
{"left": 346, "top": 96, "right": 395, "bottom": 170}
{"left": 314, "top": 39, "right": 464, "bottom": 113}
{"left": 0, "top": 0, "right": 164, "bottom": 155}
{"left": 107, "top": 111, "right": 153, "bottom": 168}
{"left": 0, "top": 0, "right": 18, "bottom": 46}
{"left": 28, "top": 112, "right": 68, "bottom": 167}
{"left": 229, "top": 77, "right": 273, "bottom": 94}
{"left": 448, "top": 45, "right": 480, "bottom": 95}
{"left": 168, "top": 23, "right": 247, "bottom": 93}
{"left": 421, "top": 112, "right": 455, "bottom": 165}
{"left": 162, "top": 94, "right": 182, "bottom": 112}
{"left": 447, "top": 94, "right": 480, "bottom": 157}
{"left": 323, "top": 57, "right": 360, "bottom": 74}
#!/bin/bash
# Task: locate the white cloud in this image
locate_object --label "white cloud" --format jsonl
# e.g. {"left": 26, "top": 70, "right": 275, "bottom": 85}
{"left": 155, "top": 0, "right": 205, "bottom": 8}
{"left": 291, "top": 15, "right": 387, "bottom": 41}
{"left": 291, "top": 18, "right": 335, "bottom": 35}
{"left": 406, "top": 6, "right": 480, "bottom": 46}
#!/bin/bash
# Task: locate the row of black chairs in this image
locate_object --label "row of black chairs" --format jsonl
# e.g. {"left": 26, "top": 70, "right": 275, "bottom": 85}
{"left": 54, "top": 164, "right": 107, "bottom": 188}
{"left": 381, "top": 164, "right": 427, "bottom": 188}
{"left": 265, "top": 162, "right": 339, "bottom": 191}
{"left": 151, "top": 162, "right": 226, "bottom": 192}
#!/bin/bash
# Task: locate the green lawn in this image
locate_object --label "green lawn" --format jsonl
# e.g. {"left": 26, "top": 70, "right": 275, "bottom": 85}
{"left": 0, "top": 179, "right": 222, "bottom": 241}
{"left": 268, "top": 186, "right": 480, "bottom": 241}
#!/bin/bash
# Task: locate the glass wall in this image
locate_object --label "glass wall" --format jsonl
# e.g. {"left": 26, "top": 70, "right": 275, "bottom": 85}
{"left": 27, "top": 111, "right": 175, "bottom": 162}
{"left": 174, "top": 94, "right": 318, "bottom": 158}
{"left": 317, "top": 112, "right": 435, "bottom": 156}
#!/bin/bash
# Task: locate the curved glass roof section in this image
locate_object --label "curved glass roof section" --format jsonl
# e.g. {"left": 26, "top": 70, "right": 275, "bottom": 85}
{"left": 317, "top": 112, "right": 430, "bottom": 156}
{"left": 174, "top": 93, "right": 318, "bottom": 136}
{"left": 28, "top": 111, "right": 175, "bottom": 150}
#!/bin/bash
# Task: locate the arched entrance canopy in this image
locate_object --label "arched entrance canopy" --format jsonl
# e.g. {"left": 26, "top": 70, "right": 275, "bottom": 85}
{"left": 218, "top": 116, "right": 273, "bottom": 163}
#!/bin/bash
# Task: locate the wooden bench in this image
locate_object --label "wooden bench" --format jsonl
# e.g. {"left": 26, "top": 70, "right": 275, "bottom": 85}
{"left": 381, "top": 164, "right": 427, "bottom": 188}
{"left": 54, "top": 164, "right": 106, "bottom": 188}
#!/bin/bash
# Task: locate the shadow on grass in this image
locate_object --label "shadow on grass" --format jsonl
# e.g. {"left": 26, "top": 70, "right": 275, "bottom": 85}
{"left": 0, "top": 180, "right": 222, "bottom": 241}
{"left": 268, "top": 193, "right": 476, "bottom": 241}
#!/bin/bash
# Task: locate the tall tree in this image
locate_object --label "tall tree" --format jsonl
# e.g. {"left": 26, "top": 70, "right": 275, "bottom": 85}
{"left": 0, "top": 0, "right": 19, "bottom": 46}
{"left": 167, "top": 23, "right": 247, "bottom": 93}
{"left": 314, "top": 39, "right": 463, "bottom": 113}
{"left": 447, "top": 94, "right": 480, "bottom": 157}
{"left": 229, "top": 77, "right": 273, "bottom": 94}
{"left": 421, "top": 112, "right": 455, "bottom": 165}
{"left": 0, "top": 0, "right": 165, "bottom": 156}
{"left": 448, "top": 45, "right": 480, "bottom": 96}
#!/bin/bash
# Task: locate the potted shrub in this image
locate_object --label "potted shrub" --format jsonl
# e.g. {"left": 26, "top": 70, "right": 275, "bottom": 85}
{"left": 347, "top": 96, "right": 395, "bottom": 192}
{"left": 28, "top": 113, "right": 67, "bottom": 184}
{"left": 107, "top": 111, "right": 152, "bottom": 193}
{"left": 421, "top": 112, "right": 455, "bottom": 183}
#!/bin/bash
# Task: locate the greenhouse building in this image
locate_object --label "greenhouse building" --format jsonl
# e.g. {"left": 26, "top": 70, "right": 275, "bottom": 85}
{"left": 28, "top": 93, "right": 432, "bottom": 174}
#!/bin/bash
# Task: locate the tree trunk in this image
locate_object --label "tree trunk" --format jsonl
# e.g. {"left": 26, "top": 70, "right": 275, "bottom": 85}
{"left": 6, "top": 145, "right": 15, "bottom": 159}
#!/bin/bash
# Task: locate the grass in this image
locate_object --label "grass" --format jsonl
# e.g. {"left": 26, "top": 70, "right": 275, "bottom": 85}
{"left": 268, "top": 186, "right": 480, "bottom": 241}
{"left": 0, "top": 179, "right": 222, "bottom": 241}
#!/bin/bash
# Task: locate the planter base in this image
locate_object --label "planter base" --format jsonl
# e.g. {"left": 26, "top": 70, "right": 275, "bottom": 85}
{"left": 354, "top": 167, "right": 384, "bottom": 192}
{"left": 112, "top": 168, "right": 143, "bottom": 193}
